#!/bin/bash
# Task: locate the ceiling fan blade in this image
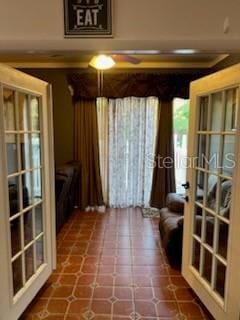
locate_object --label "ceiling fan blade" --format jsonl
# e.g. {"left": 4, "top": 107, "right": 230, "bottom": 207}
{"left": 112, "top": 54, "right": 141, "bottom": 65}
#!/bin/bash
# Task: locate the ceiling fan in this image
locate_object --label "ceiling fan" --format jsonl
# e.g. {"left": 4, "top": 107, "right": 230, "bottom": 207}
{"left": 111, "top": 54, "right": 141, "bottom": 65}
{"left": 89, "top": 53, "right": 141, "bottom": 69}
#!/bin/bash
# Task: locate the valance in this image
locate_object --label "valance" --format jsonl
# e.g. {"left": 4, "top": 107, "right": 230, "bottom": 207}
{"left": 68, "top": 71, "right": 206, "bottom": 101}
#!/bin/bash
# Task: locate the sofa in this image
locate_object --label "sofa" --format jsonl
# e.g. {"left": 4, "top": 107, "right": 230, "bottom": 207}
{"left": 159, "top": 179, "right": 232, "bottom": 270}
{"left": 55, "top": 162, "right": 80, "bottom": 233}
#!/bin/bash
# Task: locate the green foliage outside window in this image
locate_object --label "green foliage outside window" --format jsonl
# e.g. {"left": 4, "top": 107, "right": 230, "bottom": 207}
{"left": 173, "top": 100, "right": 189, "bottom": 147}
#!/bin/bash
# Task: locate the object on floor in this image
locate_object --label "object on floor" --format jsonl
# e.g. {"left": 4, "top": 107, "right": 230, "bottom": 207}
{"left": 85, "top": 205, "right": 106, "bottom": 212}
{"left": 142, "top": 207, "right": 160, "bottom": 218}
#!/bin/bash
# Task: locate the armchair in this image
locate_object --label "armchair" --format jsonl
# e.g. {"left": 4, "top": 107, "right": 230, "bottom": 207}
{"left": 159, "top": 193, "right": 185, "bottom": 267}
{"left": 159, "top": 179, "right": 232, "bottom": 269}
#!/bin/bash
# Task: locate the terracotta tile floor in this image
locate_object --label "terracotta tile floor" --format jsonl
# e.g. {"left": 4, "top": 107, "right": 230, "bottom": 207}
{"left": 21, "top": 208, "right": 213, "bottom": 320}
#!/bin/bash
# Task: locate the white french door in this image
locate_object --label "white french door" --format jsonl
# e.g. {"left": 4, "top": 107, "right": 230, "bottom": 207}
{"left": 0, "top": 64, "right": 56, "bottom": 320}
{"left": 182, "top": 64, "right": 240, "bottom": 319}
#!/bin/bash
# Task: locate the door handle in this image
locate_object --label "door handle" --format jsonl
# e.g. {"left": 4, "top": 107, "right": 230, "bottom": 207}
{"left": 184, "top": 196, "right": 189, "bottom": 202}
{"left": 182, "top": 182, "right": 190, "bottom": 190}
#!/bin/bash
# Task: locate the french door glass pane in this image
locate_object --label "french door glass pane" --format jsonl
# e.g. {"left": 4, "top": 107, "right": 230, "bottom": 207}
{"left": 218, "top": 178, "right": 232, "bottom": 220}
{"left": 209, "top": 135, "right": 221, "bottom": 172}
{"left": 217, "top": 221, "right": 229, "bottom": 260}
{"left": 25, "top": 246, "right": 34, "bottom": 281}
{"left": 195, "top": 170, "right": 205, "bottom": 201}
{"left": 202, "top": 249, "right": 212, "bottom": 284}
{"left": 24, "top": 210, "right": 33, "bottom": 246}
{"left": 32, "top": 134, "right": 41, "bottom": 168}
{"left": 3, "top": 89, "right": 16, "bottom": 131}
{"left": 225, "top": 89, "right": 237, "bottom": 131}
{"left": 22, "top": 172, "right": 32, "bottom": 208}
{"left": 20, "top": 134, "right": 31, "bottom": 170}
{"left": 36, "top": 237, "right": 44, "bottom": 269}
{"left": 204, "top": 214, "right": 215, "bottom": 248}
{"left": 211, "top": 92, "right": 223, "bottom": 131}
{"left": 222, "top": 135, "right": 235, "bottom": 177}
{"left": 8, "top": 176, "right": 20, "bottom": 216}
{"left": 199, "top": 96, "right": 208, "bottom": 131}
{"left": 12, "top": 256, "right": 23, "bottom": 295}
{"left": 18, "top": 93, "right": 29, "bottom": 131}
{"left": 35, "top": 204, "right": 43, "bottom": 236}
{"left": 215, "top": 260, "right": 226, "bottom": 298}
{"left": 197, "top": 135, "right": 207, "bottom": 168}
{"left": 205, "top": 175, "right": 218, "bottom": 213}
{"left": 33, "top": 169, "right": 42, "bottom": 201}
{"left": 193, "top": 205, "right": 202, "bottom": 237}
{"left": 6, "top": 134, "right": 18, "bottom": 174}
{"left": 30, "top": 97, "right": 40, "bottom": 131}
{"left": 206, "top": 174, "right": 218, "bottom": 198}
{"left": 11, "top": 217, "right": 22, "bottom": 257}
{"left": 192, "top": 239, "right": 201, "bottom": 271}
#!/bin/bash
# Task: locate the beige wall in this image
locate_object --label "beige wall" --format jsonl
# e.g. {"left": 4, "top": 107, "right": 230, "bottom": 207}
{"left": 1, "top": 0, "right": 240, "bottom": 51}
{"left": 21, "top": 69, "right": 74, "bottom": 166}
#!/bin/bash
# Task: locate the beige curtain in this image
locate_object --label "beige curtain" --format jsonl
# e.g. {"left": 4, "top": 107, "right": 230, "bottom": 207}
{"left": 150, "top": 100, "right": 176, "bottom": 208}
{"left": 74, "top": 99, "right": 104, "bottom": 209}
{"left": 96, "top": 97, "right": 109, "bottom": 204}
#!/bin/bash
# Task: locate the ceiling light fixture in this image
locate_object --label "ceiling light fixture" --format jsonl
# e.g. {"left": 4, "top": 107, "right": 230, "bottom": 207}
{"left": 110, "top": 50, "right": 161, "bottom": 55}
{"left": 89, "top": 54, "right": 116, "bottom": 70}
{"left": 173, "top": 49, "right": 197, "bottom": 54}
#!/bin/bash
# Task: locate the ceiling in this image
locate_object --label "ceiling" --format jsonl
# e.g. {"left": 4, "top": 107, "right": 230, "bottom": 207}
{"left": 0, "top": 51, "right": 230, "bottom": 69}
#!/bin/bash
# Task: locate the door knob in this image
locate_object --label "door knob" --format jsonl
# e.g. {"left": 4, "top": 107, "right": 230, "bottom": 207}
{"left": 184, "top": 196, "right": 189, "bottom": 202}
{"left": 182, "top": 181, "right": 190, "bottom": 189}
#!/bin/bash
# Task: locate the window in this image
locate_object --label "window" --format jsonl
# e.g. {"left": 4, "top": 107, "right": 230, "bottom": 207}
{"left": 173, "top": 98, "right": 190, "bottom": 194}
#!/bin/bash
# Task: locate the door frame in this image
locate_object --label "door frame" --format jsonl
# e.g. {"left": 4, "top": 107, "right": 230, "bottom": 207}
{"left": 0, "top": 63, "right": 56, "bottom": 320}
{"left": 182, "top": 63, "right": 240, "bottom": 320}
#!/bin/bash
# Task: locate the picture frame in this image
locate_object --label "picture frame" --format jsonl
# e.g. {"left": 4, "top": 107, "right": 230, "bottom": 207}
{"left": 64, "top": 0, "right": 112, "bottom": 38}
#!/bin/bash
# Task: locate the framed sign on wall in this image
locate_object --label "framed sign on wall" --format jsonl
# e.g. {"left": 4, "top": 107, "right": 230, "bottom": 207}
{"left": 64, "top": 0, "right": 112, "bottom": 38}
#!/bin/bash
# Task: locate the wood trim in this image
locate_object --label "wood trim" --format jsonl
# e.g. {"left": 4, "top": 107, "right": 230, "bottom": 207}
{"left": 2, "top": 54, "right": 229, "bottom": 69}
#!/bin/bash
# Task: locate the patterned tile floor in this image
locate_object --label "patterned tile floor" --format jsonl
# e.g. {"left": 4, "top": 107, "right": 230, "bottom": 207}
{"left": 21, "top": 208, "right": 213, "bottom": 320}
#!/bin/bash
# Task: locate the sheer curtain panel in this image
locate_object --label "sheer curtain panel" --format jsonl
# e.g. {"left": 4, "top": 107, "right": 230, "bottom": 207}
{"left": 108, "top": 97, "right": 159, "bottom": 208}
